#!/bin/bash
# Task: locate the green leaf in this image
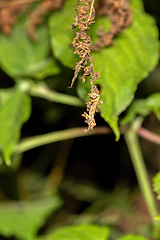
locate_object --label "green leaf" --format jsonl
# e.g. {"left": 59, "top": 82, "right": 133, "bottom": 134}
{"left": 121, "top": 93, "right": 160, "bottom": 125}
{"left": 153, "top": 171, "right": 160, "bottom": 199}
{"left": 49, "top": 0, "right": 159, "bottom": 140}
{"left": 0, "top": 86, "right": 31, "bottom": 165}
{"left": 47, "top": 224, "right": 110, "bottom": 240}
{"left": 0, "top": 18, "right": 60, "bottom": 79}
{"left": 0, "top": 196, "right": 62, "bottom": 240}
{"left": 118, "top": 235, "right": 149, "bottom": 240}
{"left": 155, "top": 215, "right": 160, "bottom": 221}
{"left": 31, "top": 57, "right": 61, "bottom": 80}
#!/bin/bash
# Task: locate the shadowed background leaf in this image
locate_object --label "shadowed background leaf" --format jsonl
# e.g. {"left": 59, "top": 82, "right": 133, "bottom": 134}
{"left": 0, "top": 17, "right": 60, "bottom": 79}
{"left": 118, "top": 234, "right": 149, "bottom": 240}
{"left": 121, "top": 93, "right": 160, "bottom": 125}
{"left": 0, "top": 196, "right": 62, "bottom": 240}
{"left": 46, "top": 224, "right": 110, "bottom": 240}
{"left": 0, "top": 86, "right": 31, "bottom": 164}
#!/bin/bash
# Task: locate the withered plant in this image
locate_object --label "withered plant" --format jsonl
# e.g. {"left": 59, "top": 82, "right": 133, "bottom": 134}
{"left": 0, "top": 0, "right": 29, "bottom": 34}
{"left": 28, "top": 0, "right": 65, "bottom": 40}
{"left": 70, "top": 0, "right": 132, "bottom": 131}
{"left": 70, "top": 0, "right": 103, "bottom": 132}
{"left": 0, "top": 0, "right": 65, "bottom": 40}
{"left": 93, "top": 0, "right": 132, "bottom": 50}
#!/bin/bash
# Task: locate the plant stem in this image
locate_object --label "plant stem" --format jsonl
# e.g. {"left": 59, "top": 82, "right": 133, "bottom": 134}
{"left": 44, "top": 139, "right": 73, "bottom": 192}
{"left": 137, "top": 127, "right": 160, "bottom": 145}
{"left": 15, "top": 126, "right": 112, "bottom": 154}
{"left": 29, "top": 82, "right": 85, "bottom": 107}
{"left": 124, "top": 119, "right": 158, "bottom": 220}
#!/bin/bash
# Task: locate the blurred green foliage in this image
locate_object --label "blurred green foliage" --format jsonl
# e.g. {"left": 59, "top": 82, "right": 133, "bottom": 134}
{"left": 0, "top": 0, "right": 160, "bottom": 239}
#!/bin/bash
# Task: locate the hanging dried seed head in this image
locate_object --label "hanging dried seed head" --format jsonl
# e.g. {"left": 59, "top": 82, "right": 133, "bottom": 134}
{"left": 82, "top": 85, "right": 103, "bottom": 132}
{"left": 70, "top": 0, "right": 102, "bottom": 132}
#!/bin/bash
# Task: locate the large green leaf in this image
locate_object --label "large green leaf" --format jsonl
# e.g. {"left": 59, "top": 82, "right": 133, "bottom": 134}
{"left": 0, "top": 86, "right": 31, "bottom": 165}
{"left": 49, "top": 0, "right": 159, "bottom": 139}
{"left": 47, "top": 224, "right": 110, "bottom": 240}
{"left": 0, "top": 196, "right": 62, "bottom": 240}
{"left": 0, "top": 17, "right": 60, "bottom": 79}
{"left": 121, "top": 93, "right": 160, "bottom": 125}
{"left": 118, "top": 235, "right": 148, "bottom": 240}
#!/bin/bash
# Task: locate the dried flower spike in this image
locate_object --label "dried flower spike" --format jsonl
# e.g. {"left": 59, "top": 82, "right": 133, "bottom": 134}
{"left": 82, "top": 85, "right": 103, "bottom": 132}
{"left": 70, "top": 0, "right": 102, "bottom": 132}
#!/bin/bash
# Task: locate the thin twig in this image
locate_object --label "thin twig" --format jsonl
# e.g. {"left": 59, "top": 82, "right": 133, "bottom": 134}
{"left": 137, "top": 127, "right": 160, "bottom": 145}
{"left": 44, "top": 139, "right": 73, "bottom": 192}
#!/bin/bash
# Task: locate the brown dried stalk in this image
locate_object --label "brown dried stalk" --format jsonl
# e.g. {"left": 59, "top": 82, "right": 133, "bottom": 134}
{"left": 70, "top": 0, "right": 102, "bottom": 132}
{"left": 82, "top": 85, "right": 103, "bottom": 132}
{"left": 92, "top": 0, "right": 132, "bottom": 50}
{"left": 0, "top": 0, "right": 29, "bottom": 34}
{"left": 28, "top": 0, "right": 65, "bottom": 40}
{"left": 0, "top": 0, "right": 64, "bottom": 39}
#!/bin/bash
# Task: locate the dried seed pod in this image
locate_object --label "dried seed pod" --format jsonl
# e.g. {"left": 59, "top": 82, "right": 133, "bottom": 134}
{"left": 70, "top": 0, "right": 102, "bottom": 132}
{"left": 82, "top": 86, "right": 103, "bottom": 132}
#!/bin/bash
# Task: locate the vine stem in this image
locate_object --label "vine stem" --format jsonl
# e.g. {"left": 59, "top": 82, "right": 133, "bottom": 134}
{"left": 29, "top": 82, "right": 84, "bottom": 107}
{"left": 18, "top": 80, "right": 85, "bottom": 107}
{"left": 137, "top": 127, "right": 160, "bottom": 145}
{"left": 124, "top": 118, "right": 158, "bottom": 220}
{"left": 15, "top": 126, "right": 112, "bottom": 154}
